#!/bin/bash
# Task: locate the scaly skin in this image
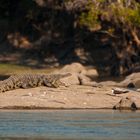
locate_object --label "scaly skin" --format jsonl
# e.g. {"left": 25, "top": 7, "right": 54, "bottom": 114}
{"left": 0, "top": 73, "right": 71, "bottom": 93}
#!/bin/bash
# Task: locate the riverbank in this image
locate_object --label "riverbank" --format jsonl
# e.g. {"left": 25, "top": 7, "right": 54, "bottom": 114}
{"left": 0, "top": 63, "right": 140, "bottom": 110}
{"left": 0, "top": 84, "right": 139, "bottom": 110}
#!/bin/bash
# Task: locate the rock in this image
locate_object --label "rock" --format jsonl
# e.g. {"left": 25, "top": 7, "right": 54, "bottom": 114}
{"left": 126, "top": 72, "right": 140, "bottom": 79}
{"left": 81, "top": 69, "right": 98, "bottom": 78}
{"left": 52, "top": 63, "right": 84, "bottom": 85}
{"left": 60, "top": 72, "right": 99, "bottom": 86}
{"left": 60, "top": 62, "right": 98, "bottom": 77}
{"left": 60, "top": 62, "right": 86, "bottom": 73}
{"left": 78, "top": 74, "right": 99, "bottom": 86}
{"left": 78, "top": 74, "right": 91, "bottom": 84}
{"left": 133, "top": 78, "right": 140, "bottom": 88}
{"left": 113, "top": 97, "right": 137, "bottom": 110}
{"left": 100, "top": 81, "right": 119, "bottom": 87}
{"left": 120, "top": 72, "right": 140, "bottom": 88}
{"left": 58, "top": 62, "right": 98, "bottom": 86}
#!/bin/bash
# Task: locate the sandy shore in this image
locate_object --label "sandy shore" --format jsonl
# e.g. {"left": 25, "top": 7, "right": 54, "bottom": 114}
{"left": 0, "top": 63, "right": 140, "bottom": 110}
{"left": 0, "top": 85, "right": 140, "bottom": 110}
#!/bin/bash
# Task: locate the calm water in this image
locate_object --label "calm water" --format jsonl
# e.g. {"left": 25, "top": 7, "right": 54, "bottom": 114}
{"left": 0, "top": 110, "right": 140, "bottom": 140}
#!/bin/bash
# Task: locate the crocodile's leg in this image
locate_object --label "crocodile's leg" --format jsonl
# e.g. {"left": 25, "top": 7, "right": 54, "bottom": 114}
{"left": 37, "top": 79, "right": 43, "bottom": 86}
{"left": 52, "top": 80, "right": 66, "bottom": 88}
{"left": 21, "top": 83, "right": 31, "bottom": 89}
{"left": 0, "top": 85, "right": 6, "bottom": 92}
{"left": 32, "top": 79, "right": 39, "bottom": 87}
{"left": 14, "top": 81, "right": 22, "bottom": 89}
{"left": 44, "top": 79, "right": 66, "bottom": 88}
{"left": 43, "top": 79, "right": 54, "bottom": 87}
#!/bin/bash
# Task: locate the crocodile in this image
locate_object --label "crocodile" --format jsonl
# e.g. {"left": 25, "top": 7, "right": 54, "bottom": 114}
{"left": 0, "top": 73, "right": 71, "bottom": 93}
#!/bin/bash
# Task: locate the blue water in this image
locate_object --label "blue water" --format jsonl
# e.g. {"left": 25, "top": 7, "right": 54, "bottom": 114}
{"left": 0, "top": 110, "right": 140, "bottom": 140}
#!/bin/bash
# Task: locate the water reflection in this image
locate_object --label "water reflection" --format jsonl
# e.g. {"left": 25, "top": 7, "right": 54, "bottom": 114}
{"left": 0, "top": 110, "right": 140, "bottom": 140}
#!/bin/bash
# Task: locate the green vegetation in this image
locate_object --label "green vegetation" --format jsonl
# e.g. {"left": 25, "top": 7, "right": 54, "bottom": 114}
{"left": 78, "top": 1, "right": 140, "bottom": 30}
{"left": 78, "top": 1, "right": 100, "bottom": 31}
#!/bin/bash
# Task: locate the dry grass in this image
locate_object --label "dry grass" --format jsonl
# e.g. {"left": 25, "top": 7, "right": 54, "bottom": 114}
{"left": 0, "top": 64, "right": 58, "bottom": 76}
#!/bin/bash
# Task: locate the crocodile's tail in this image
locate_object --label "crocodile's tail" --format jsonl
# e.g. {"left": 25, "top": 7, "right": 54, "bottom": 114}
{"left": 0, "top": 75, "right": 21, "bottom": 93}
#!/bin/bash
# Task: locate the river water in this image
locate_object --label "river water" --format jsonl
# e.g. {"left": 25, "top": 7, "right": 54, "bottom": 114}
{"left": 0, "top": 110, "right": 140, "bottom": 140}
